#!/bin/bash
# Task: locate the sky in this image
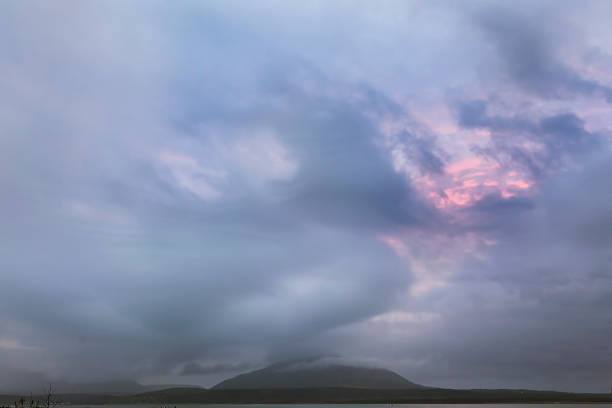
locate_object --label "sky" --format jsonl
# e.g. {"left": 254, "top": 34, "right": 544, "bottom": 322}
{"left": 1, "top": 0, "right": 612, "bottom": 394}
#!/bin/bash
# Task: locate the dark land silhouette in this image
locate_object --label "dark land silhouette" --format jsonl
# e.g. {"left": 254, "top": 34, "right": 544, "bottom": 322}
{"left": 2, "top": 358, "right": 612, "bottom": 404}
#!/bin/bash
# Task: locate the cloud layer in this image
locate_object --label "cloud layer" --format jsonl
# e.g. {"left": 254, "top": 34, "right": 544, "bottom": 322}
{"left": 1, "top": 0, "right": 611, "bottom": 393}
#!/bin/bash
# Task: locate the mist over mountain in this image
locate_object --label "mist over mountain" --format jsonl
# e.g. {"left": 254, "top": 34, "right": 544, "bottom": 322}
{"left": 52, "top": 380, "right": 202, "bottom": 395}
{"left": 0, "top": 379, "right": 200, "bottom": 396}
{"left": 213, "top": 357, "right": 425, "bottom": 389}
{"left": 2, "top": 358, "right": 611, "bottom": 405}
{"left": 52, "top": 380, "right": 147, "bottom": 395}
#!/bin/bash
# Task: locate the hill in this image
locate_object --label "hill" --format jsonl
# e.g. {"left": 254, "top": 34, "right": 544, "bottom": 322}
{"left": 213, "top": 357, "right": 426, "bottom": 389}
{"left": 0, "top": 380, "right": 203, "bottom": 396}
{"left": 113, "top": 387, "right": 612, "bottom": 404}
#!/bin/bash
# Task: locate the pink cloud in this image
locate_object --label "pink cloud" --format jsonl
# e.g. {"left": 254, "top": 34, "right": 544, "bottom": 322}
{"left": 445, "top": 157, "right": 485, "bottom": 175}
{"left": 378, "top": 234, "right": 408, "bottom": 256}
{"left": 506, "top": 179, "right": 532, "bottom": 189}
{"left": 462, "top": 179, "right": 479, "bottom": 188}
{"left": 413, "top": 154, "right": 535, "bottom": 210}
{"left": 444, "top": 189, "right": 471, "bottom": 206}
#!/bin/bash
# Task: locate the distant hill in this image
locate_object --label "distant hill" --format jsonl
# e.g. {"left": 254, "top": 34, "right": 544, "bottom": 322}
{"left": 213, "top": 357, "right": 426, "bottom": 389}
{"left": 50, "top": 380, "right": 201, "bottom": 395}
{"left": 52, "top": 380, "right": 146, "bottom": 395}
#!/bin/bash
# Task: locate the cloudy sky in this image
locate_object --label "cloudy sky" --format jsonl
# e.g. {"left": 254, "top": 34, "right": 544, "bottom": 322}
{"left": 1, "top": 0, "right": 612, "bottom": 393}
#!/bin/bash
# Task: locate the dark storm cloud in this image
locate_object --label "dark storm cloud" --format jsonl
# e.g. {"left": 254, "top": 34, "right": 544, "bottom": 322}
{"left": 167, "top": 51, "right": 437, "bottom": 230}
{"left": 457, "top": 99, "right": 605, "bottom": 178}
{"left": 468, "top": 193, "right": 534, "bottom": 216}
{"left": 398, "top": 131, "right": 446, "bottom": 175}
{"left": 281, "top": 103, "right": 429, "bottom": 228}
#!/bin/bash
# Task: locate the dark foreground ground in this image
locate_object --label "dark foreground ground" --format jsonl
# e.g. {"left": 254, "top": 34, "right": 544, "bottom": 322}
{"left": 3, "top": 387, "right": 612, "bottom": 405}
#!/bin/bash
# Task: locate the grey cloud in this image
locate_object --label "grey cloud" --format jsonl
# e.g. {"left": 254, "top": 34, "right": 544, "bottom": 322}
{"left": 468, "top": 193, "right": 534, "bottom": 216}
{"left": 170, "top": 55, "right": 438, "bottom": 230}
{"left": 457, "top": 100, "right": 533, "bottom": 131}
{"left": 473, "top": 4, "right": 612, "bottom": 101}
{"left": 447, "top": 157, "right": 612, "bottom": 390}
{"left": 398, "top": 132, "right": 446, "bottom": 175}
{"left": 180, "top": 362, "right": 253, "bottom": 376}
{"left": 316, "top": 156, "right": 612, "bottom": 392}
{"left": 0, "top": 1, "right": 428, "bottom": 386}
{"left": 457, "top": 100, "right": 605, "bottom": 178}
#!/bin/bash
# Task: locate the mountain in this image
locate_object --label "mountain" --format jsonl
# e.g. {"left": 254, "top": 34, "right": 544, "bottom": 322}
{"left": 213, "top": 357, "right": 426, "bottom": 389}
